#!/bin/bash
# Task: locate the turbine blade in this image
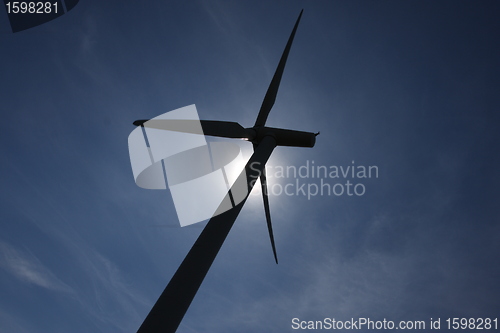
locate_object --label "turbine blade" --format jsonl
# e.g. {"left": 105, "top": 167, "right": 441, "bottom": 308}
{"left": 201, "top": 120, "right": 250, "bottom": 138}
{"left": 260, "top": 169, "right": 278, "bottom": 264}
{"left": 137, "top": 136, "right": 277, "bottom": 333}
{"left": 134, "top": 119, "right": 251, "bottom": 139}
{"left": 254, "top": 9, "right": 303, "bottom": 127}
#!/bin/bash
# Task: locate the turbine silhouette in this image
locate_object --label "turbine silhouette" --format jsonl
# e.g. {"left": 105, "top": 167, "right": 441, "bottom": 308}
{"left": 134, "top": 9, "right": 316, "bottom": 332}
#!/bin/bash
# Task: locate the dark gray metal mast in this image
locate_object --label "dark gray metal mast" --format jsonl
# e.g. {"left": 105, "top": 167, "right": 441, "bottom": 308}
{"left": 137, "top": 136, "right": 276, "bottom": 333}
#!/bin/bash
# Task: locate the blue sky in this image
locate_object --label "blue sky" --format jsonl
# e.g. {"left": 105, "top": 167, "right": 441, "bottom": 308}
{"left": 1, "top": 1, "right": 499, "bottom": 332}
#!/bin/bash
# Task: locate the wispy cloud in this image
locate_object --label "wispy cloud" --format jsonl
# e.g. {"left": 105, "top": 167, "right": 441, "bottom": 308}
{"left": 3, "top": 158, "right": 149, "bottom": 331}
{"left": 0, "top": 241, "right": 73, "bottom": 293}
{"left": 45, "top": 225, "right": 150, "bottom": 332}
{"left": 200, "top": 0, "right": 237, "bottom": 37}
{"left": 0, "top": 308, "right": 33, "bottom": 333}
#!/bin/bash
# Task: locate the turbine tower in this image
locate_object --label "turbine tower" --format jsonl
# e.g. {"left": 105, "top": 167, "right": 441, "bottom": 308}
{"left": 134, "top": 9, "right": 316, "bottom": 332}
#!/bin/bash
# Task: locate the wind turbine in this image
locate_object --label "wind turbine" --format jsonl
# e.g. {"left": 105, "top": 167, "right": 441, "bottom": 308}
{"left": 134, "top": 9, "right": 317, "bottom": 332}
